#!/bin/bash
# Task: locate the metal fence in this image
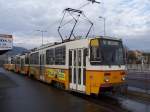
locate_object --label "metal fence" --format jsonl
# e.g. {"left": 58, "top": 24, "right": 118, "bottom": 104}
{"left": 127, "top": 64, "right": 150, "bottom": 72}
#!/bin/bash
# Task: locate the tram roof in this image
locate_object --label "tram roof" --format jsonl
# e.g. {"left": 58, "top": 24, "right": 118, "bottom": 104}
{"left": 29, "top": 36, "right": 122, "bottom": 52}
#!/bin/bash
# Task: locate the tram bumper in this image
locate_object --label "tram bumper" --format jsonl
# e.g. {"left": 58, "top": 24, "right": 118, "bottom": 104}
{"left": 99, "top": 82, "right": 127, "bottom": 93}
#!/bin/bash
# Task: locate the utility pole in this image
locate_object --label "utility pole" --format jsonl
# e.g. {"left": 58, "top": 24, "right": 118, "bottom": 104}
{"left": 99, "top": 16, "right": 106, "bottom": 36}
{"left": 36, "top": 30, "right": 47, "bottom": 45}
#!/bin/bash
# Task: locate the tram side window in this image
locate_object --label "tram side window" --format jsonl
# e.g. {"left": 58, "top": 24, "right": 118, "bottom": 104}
{"left": 11, "top": 58, "right": 15, "bottom": 64}
{"left": 30, "top": 52, "right": 39, "bottom": 65}
{"left": 25, "top": 56, "right": 29, "bottom": 64}
{"left": 46, "top": 49, "right": 54, "bottom": 65}
{"left": 55, "top": 46, "right": 66, "bottom": 65}
{"left": 21, "top": 59, "right": 24, "bottom": 66}
{"left": 16, "top": 57, "right": 20, "bottom": 64}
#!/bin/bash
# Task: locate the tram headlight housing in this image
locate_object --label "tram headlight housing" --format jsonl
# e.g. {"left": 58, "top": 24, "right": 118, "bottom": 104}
{"left": 104, "top": 77, "right": 109, "bottom": 82}
{"left": 121, "top": 71, "right": 126, "bottom": 81}
{"left": 121, "top": 76, "right": 126, "bottom": 81}
{"left": 104, "top": 73, "right": 110, "bottom": 82}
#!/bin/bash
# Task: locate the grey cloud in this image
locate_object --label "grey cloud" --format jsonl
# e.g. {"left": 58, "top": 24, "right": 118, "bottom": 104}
{"left": 0, "top": 0, "right": 149, "bottom": 50}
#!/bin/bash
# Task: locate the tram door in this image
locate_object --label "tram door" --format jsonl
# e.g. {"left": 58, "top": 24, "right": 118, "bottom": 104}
{"left": 40, "top": 54, "right": 45, "bottom": 81}
{"left": 69, "top": 48, "right": 86, "bottom": 92}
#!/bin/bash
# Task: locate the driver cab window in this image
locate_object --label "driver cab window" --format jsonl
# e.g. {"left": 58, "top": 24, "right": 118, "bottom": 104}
{"left": 90, "top": 39, "right": 101, "bottom": 63}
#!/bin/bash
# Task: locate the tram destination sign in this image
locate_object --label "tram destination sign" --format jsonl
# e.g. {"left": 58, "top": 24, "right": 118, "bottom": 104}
{"left": 0, "top": 34, "right": 13, "bottom": 50}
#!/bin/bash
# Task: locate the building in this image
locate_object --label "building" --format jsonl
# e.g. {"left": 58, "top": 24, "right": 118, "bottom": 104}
{"left": 143, "top": 52, "right": 150, "bottom": 64}
{"left": 127, "top": 50, "right": 143, "bottom": 64}
{"left": 0, "top": 34, "right": 13, "bottom": 55}
{"left": 127, "top": 49, "right": 150, "bottom": 64}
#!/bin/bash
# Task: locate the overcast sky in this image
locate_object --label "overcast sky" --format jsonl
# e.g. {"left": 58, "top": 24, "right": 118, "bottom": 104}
{"left": 0, "top": 0, "right": 149, "bottom": 50}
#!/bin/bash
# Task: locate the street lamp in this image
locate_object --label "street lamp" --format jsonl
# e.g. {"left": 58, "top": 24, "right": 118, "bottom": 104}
{"left": 99, "top": 16, "right": 106, "bottom": 36}
{"left": 36, "top": 30, "right": 47, "bottom": 45}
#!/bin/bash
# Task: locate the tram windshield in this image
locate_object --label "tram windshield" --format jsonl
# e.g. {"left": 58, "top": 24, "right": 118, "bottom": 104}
{"left": 90, "top": 38, "right": 125, "bottom": 65}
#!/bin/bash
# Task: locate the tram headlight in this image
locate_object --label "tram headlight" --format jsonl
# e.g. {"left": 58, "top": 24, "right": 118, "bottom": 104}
{"left": 104, "top": 73, "right": 110, "bottom": 82}
{"left": 121, "top": 76, "right": 126, "bottom": 81}
{"left": 121, "top": 71, "right": 126, "bottom": 81}
{"left": 104, "top": 77, "right": 109, "bottom": 82}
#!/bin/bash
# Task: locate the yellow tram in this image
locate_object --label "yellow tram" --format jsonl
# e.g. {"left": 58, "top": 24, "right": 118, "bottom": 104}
{"left": 4, "top": 57, "right": 15, "bottom": 71}
{"left": 19, "top": 53, "right": 30, "bottom": 75}
{"left": 5, "top": 36, "right": 127, "bottom": 95}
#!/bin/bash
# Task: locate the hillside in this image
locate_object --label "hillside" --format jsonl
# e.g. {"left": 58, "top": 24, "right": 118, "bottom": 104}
{"left": 5, "top": 46, "right": 28, "bottom": 56}
{"left": 0, "top": 46, "right": 28, "bottom": 66}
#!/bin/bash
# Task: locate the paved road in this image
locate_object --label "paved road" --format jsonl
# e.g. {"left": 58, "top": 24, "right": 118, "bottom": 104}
{"left": 0, "top": 68, "right": 149, "bottom": 112}
{"left": 127, "top": 72, "right": 150, "bottom": 90}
